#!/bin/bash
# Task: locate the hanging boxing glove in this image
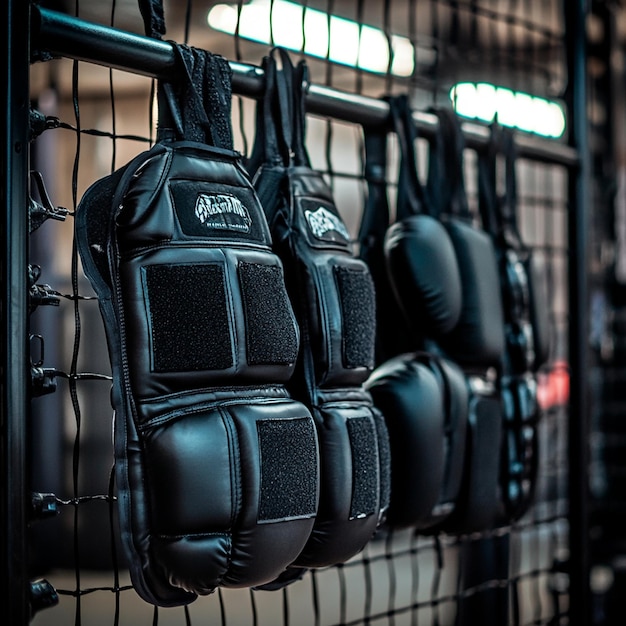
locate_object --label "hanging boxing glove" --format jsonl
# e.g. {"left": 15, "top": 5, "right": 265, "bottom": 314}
{"left": 477, "top": 125, "right": 550, "bottom": 520}
{"left": 75, "top": 45, "right": 320, "bottom": 606}
{"left": 375, "top": 100, "right": 506, "bottom": 534}
{"left": 419, "top": 106, "right": 507, "bottom": 533}
{"left": 248, "top": 48, "right": 390, "bottom": 577}
{"left": 363, "top": 94, "right": 469, "bottom": 531}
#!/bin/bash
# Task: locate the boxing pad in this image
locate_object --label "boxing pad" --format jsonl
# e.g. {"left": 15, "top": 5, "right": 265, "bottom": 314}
{"left": 359, "top": 95, "right": 469, "bottom": 531}
{"left": 248, "top": 49, "right": 390, "bottom": 573}
{"left": 384, "top": 214, "right": 462, "bottom": 341}
{"left": 436, "top": 109, "right": 508, "bottom": 532}
{"left": 477, "top": 125, "right": 550, "bottom": 519}
{"left": 75, "top": 46, "right": 320, "bottom": 606}
{"left": 367, "top": 352, "right": 468, "bottom": 529}
{"left": 443, "top": 226, "right": 506, "bottom": 532}
{"left": 383, "top": 205, "right": 505, "bottom": 533}
{"left": 425, "top": 108, "right": 506, "bottom": 370}
{"left": 380, "top": 103, "right": 506, "bottom": 534}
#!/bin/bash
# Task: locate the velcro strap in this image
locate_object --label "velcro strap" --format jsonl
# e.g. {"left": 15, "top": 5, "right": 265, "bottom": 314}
{"left": 158, "top": 45, "right": 234, "bottom": 149}
{"left": 138, "top": 0, "right": 166, "bottom": 39}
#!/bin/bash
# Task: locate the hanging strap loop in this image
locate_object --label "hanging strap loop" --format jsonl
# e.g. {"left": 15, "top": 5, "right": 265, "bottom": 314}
{"left": 247, "top": 47, "right": 310, "bottom": 172}
{"left": 359, "top": 127, "right": 390, "bottom": 259}
{"left": 427, "top": 107, "right": 471, "bottom": 221}
{"left": 137, "top": 0, "right": 234, "bottom": 148}
{"left": 477, "top": 122, "right": 503, "bottom": 238}
{"left": 498, "top": 127, "right": 525, "bottom": 251}
{"left": 387, "top": 94, "right": 427, "bottom": 221}
{"left": 157, "top": 44, "right": 234, "bottom": 149}
{"left": 138, "top": 0, "right": 166, "bottom": 40}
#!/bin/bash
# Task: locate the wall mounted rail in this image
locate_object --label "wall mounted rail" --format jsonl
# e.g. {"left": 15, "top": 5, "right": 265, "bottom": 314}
{"left": 31, "top": 5, "right": 579, "bottom": 169}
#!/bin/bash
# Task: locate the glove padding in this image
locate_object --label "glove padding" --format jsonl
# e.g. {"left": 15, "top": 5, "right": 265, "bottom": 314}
{"left": 250, "top": 49, "right": 390, "bottom": 578}
{"left": 76, "top": 48, "right": 321, "bottom": 606}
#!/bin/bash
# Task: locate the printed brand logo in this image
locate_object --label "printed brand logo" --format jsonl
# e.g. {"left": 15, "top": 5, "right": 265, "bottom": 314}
{"left": 194, "top": 193, "right": 251, "bottom": 233}
{"left": 304, "top": 206, "right": 350, "bottom": 241}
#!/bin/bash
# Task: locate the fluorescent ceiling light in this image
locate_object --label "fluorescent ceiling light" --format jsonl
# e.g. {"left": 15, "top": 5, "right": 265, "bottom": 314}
{"left": 208, "top": 0, "right": 415, "bottom": 77}
{"left": 450, "top": 82, "right": 566, "bottom": 138}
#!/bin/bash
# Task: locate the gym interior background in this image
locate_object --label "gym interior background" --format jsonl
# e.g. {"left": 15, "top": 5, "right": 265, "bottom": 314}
{"left": 3, "top": 0, "right": 626, "bottom": 624}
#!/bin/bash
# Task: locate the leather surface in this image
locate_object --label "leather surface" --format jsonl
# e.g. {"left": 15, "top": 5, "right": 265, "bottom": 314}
{"left": 366, "top": 352, "right": 468, "bottom": 530}
{"left": 440, "top": 391, "right": 504, "bottom": 533}
{"left": 254, "top": 163, "right": 390, "bottom": 571}
{"left": 439, "top": 217, "right": 506, "bottom": 368}
{"left": 384, "top": 214, "right": 462, "bottom": 339}
{"left": 77, "top": 141, "right": 321, "bottom": 606}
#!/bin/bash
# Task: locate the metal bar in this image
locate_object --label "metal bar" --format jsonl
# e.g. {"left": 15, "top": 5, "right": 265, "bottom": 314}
{"left": 564, "top": 1, "right": 591, "bottom": 625}
{"left": 1, "top": 0, "right": 31, "bottom": 623}
{"left": 31, "top": 6, "right": 579, "bottom": 168}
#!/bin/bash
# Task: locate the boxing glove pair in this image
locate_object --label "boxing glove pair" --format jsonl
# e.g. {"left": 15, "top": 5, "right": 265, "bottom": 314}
{"left": 363, "top": 97, "right": 506, "bottom": 533}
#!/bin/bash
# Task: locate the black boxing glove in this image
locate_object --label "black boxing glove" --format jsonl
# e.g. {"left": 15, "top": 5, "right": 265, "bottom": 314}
{"left": 75, "top": 46, "right": 320, "bottom": 606}
{"left": 249, "top": 48, "right": 390, "bottom": 576}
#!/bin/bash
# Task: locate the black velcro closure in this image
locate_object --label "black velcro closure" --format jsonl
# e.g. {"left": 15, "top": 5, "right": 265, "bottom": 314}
{"left": 347, "top": 416, "right": 378, "bottom": 519}
{"left": 239, "top": 262, "right": 299, "bottom": 366}
{"left": 144, "top": 263, "right": 233, "bottom": 372}
{"left": 334, "top": 266, "right": 376, "bottom": 369}
{"left": 373, "top": 411, "right": 391, "bottom": 513}
{"left": 257, "top": 417, "right": 318, "bottom": 522}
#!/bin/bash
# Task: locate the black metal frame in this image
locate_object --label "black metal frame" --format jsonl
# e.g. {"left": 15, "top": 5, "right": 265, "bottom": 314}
{"left": 2, "top": 1, "right": 32, "bottom": 624}
{"left": 565, "top": 2, "right": 591, "bottom": 625}
{"left": 0, "top": 1, "right": 591, "bottom": 623}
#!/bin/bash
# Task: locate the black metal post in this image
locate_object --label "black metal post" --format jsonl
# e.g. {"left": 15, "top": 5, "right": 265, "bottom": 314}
{"left": 1, "top": 0, "right": 31, "bottom": 623}
{"left": 564, "top": 1, "right": 591, "bottom": 625}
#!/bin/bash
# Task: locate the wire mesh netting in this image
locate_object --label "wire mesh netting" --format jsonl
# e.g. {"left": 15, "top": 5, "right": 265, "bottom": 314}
{"left": 26, "top": 0, "right": 571, "bottom": 624}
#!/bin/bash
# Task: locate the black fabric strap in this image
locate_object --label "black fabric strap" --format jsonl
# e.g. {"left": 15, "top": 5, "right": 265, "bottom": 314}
{"left": 358, "top": 127, "right": 390, "bottom": 260}
{"left": 291, "top": 58, "right": 310, "bottom": 168}
{"left": 387, "top": 94, "right": 427, "bottom": 221}
{"left": 246, "top": 53, "right": 280, "bottom": 172}
{"left": 157, "top": 44, "right": 234, "bottom": 149}
{"left": 498, "top": 127, "right": 524, "bottom": 250}
{"left": 477, "top": 123, "right": 502, "bottom": 238}
{"left": 359, "top": 124, "right": 414, "bottom": 364}
{"left": 272, "top": 48, "right": 297, "bottom": 165}
{"left": 138, "top": 0, "right": 166, "bottom": 39}
{"left": 427, "top": 107, "right": 471, "bottom": 220}
{"left": 478, "top": 125, "right": 525, "bottom": 251}
{"left": 247, "top": 47, "right": 310, "bottom": 172}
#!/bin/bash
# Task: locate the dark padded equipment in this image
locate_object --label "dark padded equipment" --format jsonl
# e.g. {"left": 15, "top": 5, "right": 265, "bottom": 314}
{"left": 423, "top": 106, "right": 507, "bottom": 533}
{"left": 384, "top": 215, "right": 462, "bottom": 340}
{"left": 361, "top": 95, "right": 470, "bottom": 531}
{"left": 438, "top": 218, "right": 506, "bottom": 368}
{"left": 247, "top": 48, "right": 390, "bottom": 577}
{"left": 75, "top": 45, "right": 320, "bottom": 606}
{"left": 477, "top": 125, "right": 550, "bottom": 520}
{"left": 424, "top": 107, "right": 506, "bottom": 371}
{"left": 366, "top": 97, "right": 507, "bottom": 534}
{"left": 367, "top": 352, "right": 468, "bottom": 529}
